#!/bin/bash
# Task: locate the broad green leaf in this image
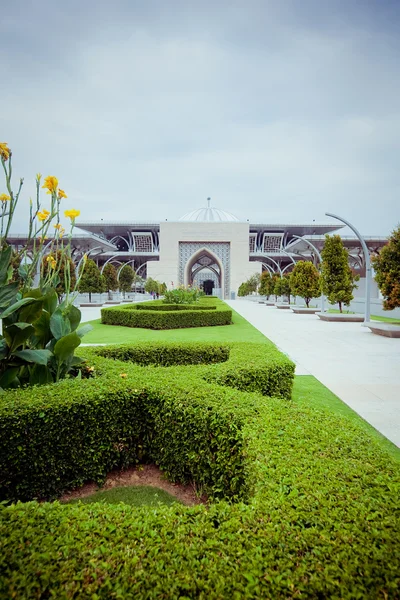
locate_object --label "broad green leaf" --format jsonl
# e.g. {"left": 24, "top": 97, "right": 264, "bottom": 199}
{"left": 13, "top": 349, "right": 52, "bottom": 365}
{"left": 76, "top": 323, "right": 93, "bottom": 339}
{"left": 0, "top": 297, "right": 38, "bottom": 320}
{"left": 71, "top": 355, "right": 84, "bottom": 366}
{"left": 53, "top": 332, "right": 81, "bottom": 363}
{"left": 50, "top": 307, "right": 71, "bottom": 340}
{"left": 29, "top": 364, "right": 53, "bottom": 386}
{"left": 0, "top": 245, "right": 12, "bottom": 285}
{"left": 31, "top": 311, "right": 51, "bottom": 348}
{"left": 19, "top": 299, "right": 44, "bottom": 324}
{"left": 0, "top": 282, "right": 19, "bottom": 309}
{"left": 66, "top": 304, "right": 81, "bottom": 332}
{"left": 4, "top": 323, "right": 35, "bottom": 352}
{"left": 42, "top": 289, "right": 58, "bottom": 315}
{"left": 0, "top": 367, "right": 19, "bottom": 389}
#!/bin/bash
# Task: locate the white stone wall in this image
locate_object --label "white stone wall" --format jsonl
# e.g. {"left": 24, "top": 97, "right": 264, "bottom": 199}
{"left": 147, "top": 222, "right": 260, "bottom": 298}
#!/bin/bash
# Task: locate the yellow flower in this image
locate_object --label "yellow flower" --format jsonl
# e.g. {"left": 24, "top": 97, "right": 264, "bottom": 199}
{"left": 0, "top": 143, "right": 10, "bottom": 161}
{"left": 37, "top": 209, "right": 50, "bottom": 221}
{"left": 83, "top": 253, "right": 88, "bottom": 261}
{"left": 46, "top": 255, "right": 57, "bottom": 269}
{"left": 64, "top": 208, "right": 80, "bottom": 220}
{"left": 58, "top": 188, "right": 67, "bottom": 199}
{"left": 120, "top": 373, "right": 127, "bottom": 379}
{"left": 54, "top": 223, "right": 62, "bottom": 230}
{"left": 42, "top": 175, "right": 58, "bottom": 194}
{"left": 0, "top": 193, "right": 11, "bottom": 203}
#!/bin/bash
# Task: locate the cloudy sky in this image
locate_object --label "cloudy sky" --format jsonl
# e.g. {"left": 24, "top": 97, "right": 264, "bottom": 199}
{"left": 2, "top": 0, "right": 399, "bottom": 235}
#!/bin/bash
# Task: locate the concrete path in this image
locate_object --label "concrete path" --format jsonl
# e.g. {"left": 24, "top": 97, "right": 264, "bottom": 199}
{"left": 226, "top": 299, "right": 400, "bottom": 447}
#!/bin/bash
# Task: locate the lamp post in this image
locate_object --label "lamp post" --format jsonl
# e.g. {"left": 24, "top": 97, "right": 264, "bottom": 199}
{"left": 291, "top": 235, "right": 325, "bottom": 313}
{"left": 325, "top": 212, "right": 371, "bottom": 323}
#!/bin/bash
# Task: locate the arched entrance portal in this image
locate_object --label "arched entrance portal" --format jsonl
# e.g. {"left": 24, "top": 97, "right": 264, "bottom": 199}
{"left": 203, "top": 279, "right": 215, "bottom": 296}
{"left": 184, "top": 247, "right": 224, "bottom": 298}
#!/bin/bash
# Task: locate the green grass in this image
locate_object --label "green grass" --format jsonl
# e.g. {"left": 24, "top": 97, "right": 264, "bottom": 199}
{"left": 327, "top": 308, "right": 400, "bottom": 323}
{"left": 68, "top": 486, "right": 181, "bottom": 507}
{"left": 293, "top": 376, "right": 400, "bottom": 462}
{"left": 82, "top": 306, "right": 269, "bottom": 345}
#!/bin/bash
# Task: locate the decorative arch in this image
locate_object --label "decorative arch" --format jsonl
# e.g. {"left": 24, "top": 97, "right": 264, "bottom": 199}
{"left": 184, "top": 247, "right": 225, "bottom": 298}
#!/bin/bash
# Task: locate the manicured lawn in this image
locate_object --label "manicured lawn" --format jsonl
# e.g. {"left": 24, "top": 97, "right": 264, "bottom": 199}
{"left": 82, "top": 306, "right": 270, "bottom": 345}
{"left": 69, "top": 486, "right": 181, "bottom": 507}
{"left": 293, "top": 376, "right": 400, "bottom": 462}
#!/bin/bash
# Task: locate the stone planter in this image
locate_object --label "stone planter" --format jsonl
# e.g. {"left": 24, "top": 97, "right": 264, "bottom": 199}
{"left": 80, "top": 303, "right": 104, "bottom": 307}
{"left": 365, "top": 323, "right": 400, "bottom": 338}
{"left": 291, "top": 307, "right": 321, "bottom": 314}
{"left": 275, "top": 304, "right": 291, "bottom": 310}
{"left": 317, "top": 313, "right": 364, "bottom": 322}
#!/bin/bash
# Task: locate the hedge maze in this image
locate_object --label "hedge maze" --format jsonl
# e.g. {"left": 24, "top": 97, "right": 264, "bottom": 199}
{"left": 0, "top": 338, "right": 399, "bottom": 598}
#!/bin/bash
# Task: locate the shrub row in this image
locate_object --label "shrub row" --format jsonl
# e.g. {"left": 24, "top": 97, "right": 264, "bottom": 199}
{"left": 0, "top": 341, "right": 294, "bottom": 502}
{"left": 0, "top": 343, "right": 399, "bottom": 597}
{"left": 101, "top": 301, "right": 232, "bottom": 329}
{"left": 135, "top": 302, "right": 216, "bottom": 311}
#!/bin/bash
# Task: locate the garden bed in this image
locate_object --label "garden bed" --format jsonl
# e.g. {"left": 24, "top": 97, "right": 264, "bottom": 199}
{"left": 101, "top": 298, "right": 232, "bottom": 329}
{"left": 0, "top": 341, "right": 399, "bottom": 598}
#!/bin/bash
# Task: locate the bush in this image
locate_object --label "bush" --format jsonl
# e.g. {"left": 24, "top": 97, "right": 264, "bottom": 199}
{"left": 0, "top": 340, "right": 293, "bottom": 502}
{"left": 0, "top": 340, "right": 399, "bottom": 597}
{"left": 101, "top": 300, "right": 231, "bottom": 329}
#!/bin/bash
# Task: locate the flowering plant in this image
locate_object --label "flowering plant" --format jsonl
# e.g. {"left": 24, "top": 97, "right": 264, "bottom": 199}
{"left": 0, "top": 142, "right": 91, "bottom": 389}
{"left": 163, "top": 285, "right": 201, "bottom": 304}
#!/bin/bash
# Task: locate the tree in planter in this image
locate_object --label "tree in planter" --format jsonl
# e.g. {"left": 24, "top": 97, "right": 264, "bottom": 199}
{"left": 119, "top": 264, "right": 135, "bottom": 298}
{"left": 290, "top": 261, "right": 321, "bottom": 308}
{"left": 274, "top": 275, "right": 291, "bottom": 303}
{"left": 159, "top": 282, "right": 167, "bottom": 295}
{"left": 103, "top": 263, "right": 119, "bottom": 298}
{"left": 145, "top": 277, "right": 159, "bottom": 295}
{"left": 320, "top": 234, "right": 358, "bottom": 313}
{"left": 259, "top": 271, "right": 278, "bottom": 298}
{"left": 372, "top": 225, "right": 400, "bottom": 310}
{"left": 42, "top": 250, "right": 77, "bottom": 301}
{"left": 78, "top": 258, "right": 106, "bottom": 302}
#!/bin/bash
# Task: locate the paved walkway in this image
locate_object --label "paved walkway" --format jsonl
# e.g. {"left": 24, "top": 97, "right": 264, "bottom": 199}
{"left": 226, "top": 300, "right": 400, "bottom": 447}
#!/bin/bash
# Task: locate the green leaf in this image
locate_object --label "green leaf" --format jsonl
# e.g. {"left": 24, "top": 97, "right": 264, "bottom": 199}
{"left": 29, "top": 364, "right": 53, "bottom": 386}
{"left": 31, "top": 311, "right": 51, "bottom": 348}
{"left": 42, "top": 289, "right": 58, "bottom": 315}
{"left": 0, "top": 367, "right": 19, "bottom": 389}
{"left": 0, "top": 337, "right": 8, "bottom": 360}
{"left": 76, "top": 323, "right": 93, "bottom": 339}
{"left": 53, "top": 332, "right": 81, "bottom": 363}
{"left": 0, "top": 245, "right": 12, "bottom": 285}
{"left": 66, "top": 304, "right": 81, "bottom": 332}
{"left": 50, "top": 307, "right": 71, "bottom": 340}
{"left": 4, "top": 323, "right": 35, "bottom": 352}
{"left": 19, "top": 299, "right": 44, "bottom": 324}
{"left": 0, "top": 296, "right": 38, "bottom": 320}
{"left": 0, "top": 282, "right": 19, "bottom": 310}
{"left": 13, "top": 349, "right": 52, "bottom": 365}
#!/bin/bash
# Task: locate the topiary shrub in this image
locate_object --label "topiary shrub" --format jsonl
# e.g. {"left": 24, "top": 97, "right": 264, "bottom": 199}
{"left": 101, "top": 300, "right": 232, "bottom": 329}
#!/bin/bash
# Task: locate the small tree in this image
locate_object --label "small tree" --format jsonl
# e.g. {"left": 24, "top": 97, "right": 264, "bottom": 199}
{"left": 259, "top": 271, "right": 278, "bottom": 298}
{"left": 159, "top": 282, "right": 167, "bottom": 295}
{"left": 145, "top": 277, "right": 159, "bottom": 295}
{"left": 42, "top": 250, "right": 77, "bottom": 301}
{"left": 274, "top": 275, "right": 291, "bottom": 302}
{"left": 372, "top": 225, "right": 400, "bottom": 310}
{"left": 290, "top": 261, "right": 321, "bottom": 308}
{"left": 119, "top": 264, "right": 135, "bottom": 297}
{"left": 103, "top": 263, "right": 118, "bottom": 295}
{"left": 78, "top": 258, "right": 105, "bottom": 302}
{"left": 320, "top": 235, "right": 358, "bottom": 312}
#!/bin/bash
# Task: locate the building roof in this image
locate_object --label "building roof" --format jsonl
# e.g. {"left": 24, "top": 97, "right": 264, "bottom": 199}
{"left": 179, "top": 198, "right": 240, "bottom": 223}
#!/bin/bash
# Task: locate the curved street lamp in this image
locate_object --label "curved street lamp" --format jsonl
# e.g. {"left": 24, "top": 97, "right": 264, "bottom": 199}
{"left": 325, "top": 212, "right": 371, "bottom": 323}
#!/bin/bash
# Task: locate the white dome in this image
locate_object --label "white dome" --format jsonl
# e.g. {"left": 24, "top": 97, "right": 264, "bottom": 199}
{"left": 179, "top": 201, "right": 240, "bottom": 223}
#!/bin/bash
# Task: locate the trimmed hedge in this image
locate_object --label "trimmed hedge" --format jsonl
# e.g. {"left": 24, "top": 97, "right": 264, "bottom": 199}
{"left": 101, "top": 300, "right": 232, "bottom": 329}
{"left": 0, "top": 341, "right": 294, "bottom": 502}
{"left": 0, "top": 343, "right": 399, "bottom": 597}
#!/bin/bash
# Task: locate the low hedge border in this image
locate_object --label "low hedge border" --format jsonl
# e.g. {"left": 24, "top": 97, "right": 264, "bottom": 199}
{"left": 1, "top": 343, "right": 399, "bottom": 597}
{"left": 135, "top": 303, "right": 217, "bottom": 311}
{"left": 101, "top": 302, "right": 232, "bottom": 329}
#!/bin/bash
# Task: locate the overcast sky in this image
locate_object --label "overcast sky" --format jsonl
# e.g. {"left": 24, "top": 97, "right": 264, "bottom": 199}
{"left": 2, "top": 0, "right": 399, "bottom": 236}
